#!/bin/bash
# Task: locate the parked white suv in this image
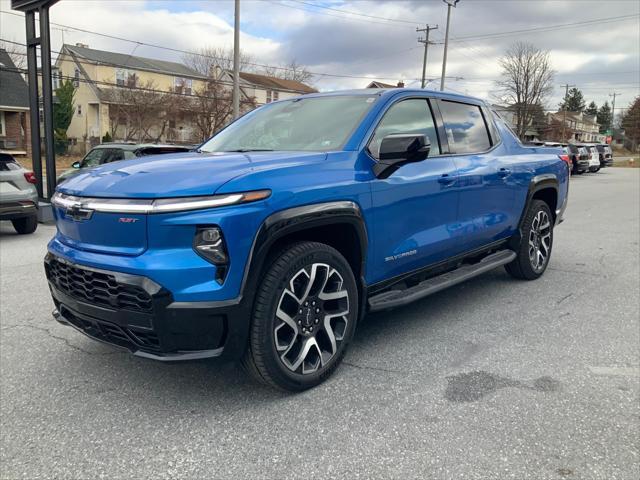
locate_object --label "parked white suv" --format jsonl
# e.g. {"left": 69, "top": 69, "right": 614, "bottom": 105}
{"left": 0, "top": 153, "right": 38, "bottom": 234}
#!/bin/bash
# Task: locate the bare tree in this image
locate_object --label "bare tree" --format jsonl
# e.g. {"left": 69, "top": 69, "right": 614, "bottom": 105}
{"left": 495, "top": 42, "right": 554, "bottom": 140}
{"left": 263, "top": 59, "right": 313, "bottom": 84}
{"left": 190, "top": 80, "right": 256, "bottom": 141}
{"left": 0, "top": 41, "right": 26, "bottom": 70}
{"left": 182, "top": 46, "right": 255, "bottom": 77}
{"left": 105, "top": 80, "right": 173, "bottom": 142}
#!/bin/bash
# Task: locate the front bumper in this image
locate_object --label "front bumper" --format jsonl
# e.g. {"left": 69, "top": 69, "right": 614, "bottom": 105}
{"left": 45, "top": 253, "right": 251, "bottom": 361}
{"left": 573, "top": 159, "right": 589, "bottom": 172}
{"left": 0, "top": 201, "right": 37, "bottom": 220}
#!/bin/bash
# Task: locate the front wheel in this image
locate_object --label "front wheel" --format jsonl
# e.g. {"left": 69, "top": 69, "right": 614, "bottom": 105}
{"left": 242, "top": 241, "right": 358, "bottom": 391}
{"left": 506, "top": 200, "right": 553, "bottom": 280}
{"left": 11, "top": 215, "right": 38, "bottom": 234}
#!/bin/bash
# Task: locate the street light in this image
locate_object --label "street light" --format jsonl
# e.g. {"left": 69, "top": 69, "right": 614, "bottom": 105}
{"left": 440, "top": 0, "right": 460, "bottom": 92}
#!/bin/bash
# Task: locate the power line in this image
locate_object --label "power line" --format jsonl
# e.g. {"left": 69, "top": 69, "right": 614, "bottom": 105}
{"left": 285, "top": 0, "right": 421, "bottom": 25}
{"left": 449, "top": 14, "right": 639, "bottom": 42}
{"left": 265, "top": 1, "right": 414, "bottom": 29}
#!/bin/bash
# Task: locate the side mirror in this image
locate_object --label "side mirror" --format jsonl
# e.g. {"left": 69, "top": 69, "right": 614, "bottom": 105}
{"left": 72, "top": 161, "right": 81, "bottom": 169}
{"left": 372, "top": 133, "right": 430, "bottom": 179}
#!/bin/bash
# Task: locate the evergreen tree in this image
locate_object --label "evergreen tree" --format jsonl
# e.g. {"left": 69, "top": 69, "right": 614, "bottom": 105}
{"left": 53, "top": 80, "right": 76, "bottom": 155}
{"left": 584, "top": 101, "right": 598, "bottom": 117}
{"left": 621, "top": 96, "right": 640, "bottom": 150}
{"left": 559, "top": 87, "right": 586, "bottom": 112}
{"left": 597, "top": 101, "right": 612, "bottom": 133}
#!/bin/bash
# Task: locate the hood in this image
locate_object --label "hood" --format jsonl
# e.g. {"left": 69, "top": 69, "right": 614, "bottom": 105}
{"left": 56, "top": 151, "right": 326, "bottom": 198}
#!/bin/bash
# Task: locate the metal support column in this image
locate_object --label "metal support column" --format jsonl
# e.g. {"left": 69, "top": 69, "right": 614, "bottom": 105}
{"left": 24, "top": 10, "right": 43, "bottom": 199}
{"left": 39, "top": 6, "right": 56, "bottom": 199}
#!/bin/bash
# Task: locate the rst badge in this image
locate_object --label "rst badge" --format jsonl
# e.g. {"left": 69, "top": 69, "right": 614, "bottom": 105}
{"left": 118, "top": 217, "right": 139, "bottom": 223}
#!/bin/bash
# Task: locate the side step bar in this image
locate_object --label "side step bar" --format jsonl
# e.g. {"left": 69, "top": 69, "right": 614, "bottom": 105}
{"left": 368, "top": 249, "right": 517, "bottom": 312}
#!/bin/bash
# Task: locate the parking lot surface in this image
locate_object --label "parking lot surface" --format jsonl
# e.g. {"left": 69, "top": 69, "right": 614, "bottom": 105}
{"left": 1, "top": 168, "right": 638, "bottom": 479}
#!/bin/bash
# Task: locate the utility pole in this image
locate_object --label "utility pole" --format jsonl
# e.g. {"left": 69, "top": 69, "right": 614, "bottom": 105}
{"left": 560, "top": 83, "right": 575, "bottom": 142}
{"left": 440, "top": 0, "right": 459, "bottom": 91}
{"left": 417, "top": 25, "right": 437, "bottom": 89}
{"left": 609, "top": 92, "right": 621, "bottom": 136}
{"left": 232, "top": 0, "right": 240, "bottom": 120}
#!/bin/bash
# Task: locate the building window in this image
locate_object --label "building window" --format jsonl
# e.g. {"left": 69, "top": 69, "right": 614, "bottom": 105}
{"left": 77, "top": 104, "right": 82, "bottom": 116}
{"left": 116, "top": 69, "right": 126, "bottom": 86}
{"left": 52, "top": 69, "right": 60, "bottom": 90}
{"left": 266, "top": 90, "right": 272, "bottom": 103}
{"left": 0, "top": 111, "right": 5, "bottom": 136}
{"left": 73, "top": 68, "right": 80, "bottom": 87}
{"left": 116, "top": 69, "right": 137, "bottom": 88}
{"left": 273, "top": 91, "right": 279, "bottom": 101}
{"left": 174, "top": 77, "right": 192, "bottom": 95}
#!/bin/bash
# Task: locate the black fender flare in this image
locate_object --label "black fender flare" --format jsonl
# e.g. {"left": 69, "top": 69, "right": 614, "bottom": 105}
{"left": 509, "top": 174, "right": 559, "bottom": 248}
{"left": 240, "top": 200, "right": 369, "bottom": 312}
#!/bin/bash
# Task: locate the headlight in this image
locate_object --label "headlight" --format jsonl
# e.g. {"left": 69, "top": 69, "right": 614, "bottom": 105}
{"left": 52, "top": 190, "right": 271, "bottom": 214}
{"left": 194, "top": 227, "right": 229, "bottom": 283}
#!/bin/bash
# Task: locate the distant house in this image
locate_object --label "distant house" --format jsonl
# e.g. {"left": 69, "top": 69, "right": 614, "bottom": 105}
{"left": 50, "top": 43, "right": 316, "bottom": 153}
{"left": 366, "top": 81, "right": 405, "bottom": 88}
{"left": 491, "top": 104, "right": 540, "bottom": 142}
{"left": 0, "top": 49, "right": 31, "bottom": 157}
{"left": 238, "top": 71, "right": 316, "bottom": 105}
{"left": 546, "top": 111, "right": 603, "bottom": 143}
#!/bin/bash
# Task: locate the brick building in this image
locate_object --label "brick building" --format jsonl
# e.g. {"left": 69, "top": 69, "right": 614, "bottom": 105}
{"left": 0, "top": 49, "right": 31, "bottom": 157}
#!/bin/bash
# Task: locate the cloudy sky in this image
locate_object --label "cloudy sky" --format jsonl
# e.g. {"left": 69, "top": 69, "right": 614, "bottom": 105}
{"left": 1, "top": 0, "right": 638, "bottom": 113}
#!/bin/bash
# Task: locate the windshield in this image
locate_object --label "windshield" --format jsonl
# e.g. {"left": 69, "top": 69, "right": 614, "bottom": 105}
{"left": 200, "top": 95, "right": 377, "bottom": 153}
{"left": 81, "top": 148, "right": 106, "bottom": 167}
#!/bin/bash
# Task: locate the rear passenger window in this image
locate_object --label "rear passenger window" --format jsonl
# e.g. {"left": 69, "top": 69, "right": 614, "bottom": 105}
{"left": 439, "top": 101, "right": 491, "bottom": 154}
{"left": 369, "top": 99, "right": 441, "bottom": 158}
{"left": 103, "top": 149, "right": 125, "bottom": 163}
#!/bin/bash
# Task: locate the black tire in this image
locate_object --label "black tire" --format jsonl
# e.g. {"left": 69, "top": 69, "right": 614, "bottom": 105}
{"left": 242, "top": 241, "right": 358, "bottom": 391}
{"left": 589, "top": 167, "right": 599, "bottom": 173}
{"left": 11, "top": 215, "right": 38, "bottom": 234}
{"left": 505, "top": 200, "right": 553, "bottom": 280}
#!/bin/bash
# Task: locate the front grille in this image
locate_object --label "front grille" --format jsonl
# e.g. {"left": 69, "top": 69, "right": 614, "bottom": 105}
{"left": 46, "top": 258, "right": 153, "bottom": 313}
{"left": 59, "top": 305, "right": 161, "bottom": 352}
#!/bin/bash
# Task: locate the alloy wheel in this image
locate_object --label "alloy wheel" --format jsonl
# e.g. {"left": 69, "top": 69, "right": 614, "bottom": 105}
{"left": 528, "top": 210, "right": 551, "bottom": 273}
{"left": 274, "top": 263, "right": 350, "bottom": 375}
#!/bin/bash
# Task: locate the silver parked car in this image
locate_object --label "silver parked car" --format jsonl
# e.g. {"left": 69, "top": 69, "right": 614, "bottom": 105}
{"left": 0, "top": 153, "right": 38, "bottom": 234}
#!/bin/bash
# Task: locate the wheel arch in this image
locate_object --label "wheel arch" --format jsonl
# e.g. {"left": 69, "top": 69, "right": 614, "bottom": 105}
{"left": 241, "top": 201, "right": 369, "bottom": 317}
{"left": 509, "top": 174, "right": 558, "bottom": 250}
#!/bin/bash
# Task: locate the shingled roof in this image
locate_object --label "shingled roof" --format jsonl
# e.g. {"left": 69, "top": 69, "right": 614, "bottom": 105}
{"left": 0, "top": 49, "right": 29, "bottom": 109}
{"left": 238, "top": 71, "right": 316, "bottom": 94}
{"left": 63, "top": 44, "right": 206, "bottom": 79}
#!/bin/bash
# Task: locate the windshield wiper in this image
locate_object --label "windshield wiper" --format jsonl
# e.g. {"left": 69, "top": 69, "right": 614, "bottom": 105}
{"left": 226, "top": 148, "right": 274, "bottom": 152}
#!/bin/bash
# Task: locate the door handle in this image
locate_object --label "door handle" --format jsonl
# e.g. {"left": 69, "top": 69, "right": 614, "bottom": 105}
{"left": 498, "top": 168, "right": 511, "bottom": 178}
{"left": 438, "top": 174, "right": 456, "bottom": 186}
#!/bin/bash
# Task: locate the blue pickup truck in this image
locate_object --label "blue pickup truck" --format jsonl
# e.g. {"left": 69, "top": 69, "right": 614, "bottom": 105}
{"left": 45, "top": 89, "right": 569, "bottom": 391}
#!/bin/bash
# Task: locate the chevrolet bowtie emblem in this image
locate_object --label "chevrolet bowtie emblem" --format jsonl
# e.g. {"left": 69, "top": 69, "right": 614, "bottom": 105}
{"left": 65, "top": 204, "right": 94, "bottom": 222}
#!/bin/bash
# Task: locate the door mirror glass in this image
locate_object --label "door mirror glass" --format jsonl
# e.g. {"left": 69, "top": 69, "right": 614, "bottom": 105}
{"left": 71, "top": 161, "right": 81, "bottom": 168}
{"left": 373, "top": 134, "right": 431, "bottom": 179}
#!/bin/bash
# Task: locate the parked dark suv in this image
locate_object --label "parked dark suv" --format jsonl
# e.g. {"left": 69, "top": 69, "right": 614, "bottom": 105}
{"left": 566, "top": 144, "right": 589, "bottom": 174}
{"left": 57, "top": 143, "right": 192, "bottom": 184}
{"left": 595, "top": 144, "right": 613, "bottom": 167}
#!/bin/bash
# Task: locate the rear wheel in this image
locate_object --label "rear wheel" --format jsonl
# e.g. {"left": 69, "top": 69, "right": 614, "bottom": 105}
{"left": 242, "top": 241, "right": 358, "bottom": 391}
{"left": 506, "top": 200, "right": 553, "bottom": 280}
{"left": 11, "top": 215, "right": 37, "bottom": 234}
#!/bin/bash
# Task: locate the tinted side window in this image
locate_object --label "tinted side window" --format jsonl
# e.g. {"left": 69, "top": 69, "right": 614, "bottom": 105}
{"left": 81, "top": 149, "right": 105, "bottom": 167}
{"left": 482, "top": 107, "right": 500, "bottom": 146}
{"left": 440, "top": 101, "right": 491, "bottom": 154}
{"left": 102, "top": 149, "right": 125, "bottom": 163}
{"left": 369, "top": 99, "right": 441, "bottom": 157}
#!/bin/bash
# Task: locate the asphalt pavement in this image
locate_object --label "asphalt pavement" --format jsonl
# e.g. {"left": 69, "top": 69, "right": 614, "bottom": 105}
{"left": 1, "top": 168, "right": 638, "bottom": 479}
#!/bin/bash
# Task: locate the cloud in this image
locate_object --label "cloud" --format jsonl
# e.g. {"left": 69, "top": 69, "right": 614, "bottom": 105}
{"left": 0, "top": 0, "right": 638, "bottom": 110}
